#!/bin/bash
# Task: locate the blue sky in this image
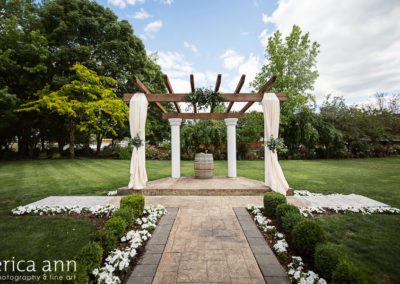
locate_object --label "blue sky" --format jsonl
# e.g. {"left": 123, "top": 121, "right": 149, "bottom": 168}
{"left": 97, "top": 0, "right": 400, "bottom": 109}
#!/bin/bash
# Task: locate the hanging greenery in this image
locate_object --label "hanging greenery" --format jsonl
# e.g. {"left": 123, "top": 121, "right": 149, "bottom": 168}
{"left": 186, "top": 87, "right": 225, "bottom": 111}
{"left": 131, "top": 134, "right": 144, "bottom": 149}
{"left": 266, "top": 135, "right": 288, "bottom": 153}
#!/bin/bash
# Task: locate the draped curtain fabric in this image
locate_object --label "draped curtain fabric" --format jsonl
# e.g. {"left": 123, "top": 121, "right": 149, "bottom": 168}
{"left": 128, "top": 93, "right": 148, "bottom": 189}
{"left": 262, "top": 93, "right": 290, "bottom": 195}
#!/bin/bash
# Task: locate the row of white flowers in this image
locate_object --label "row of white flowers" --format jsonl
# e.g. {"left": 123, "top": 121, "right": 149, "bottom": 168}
{"left": 247, "top": 205, "right": 326, "bottom": 284}
{"left": 11, "top": 204, "right": 117, "bottom": 217}
{"left": 300, "top": 205, "right": 400, "bottom": 217}
{"left": 93, "top": 205, "right": 166, "bottom": 284}
{"left": 107, "top": 190, "right": 118, "bottom": 196}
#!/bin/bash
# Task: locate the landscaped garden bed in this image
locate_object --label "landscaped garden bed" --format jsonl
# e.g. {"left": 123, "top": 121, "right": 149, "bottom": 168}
{"left": 11, "top": 194, "right": 166, "bottom": 284}
{"left": 247, "top": 191, "right": 400, "bottom": 284}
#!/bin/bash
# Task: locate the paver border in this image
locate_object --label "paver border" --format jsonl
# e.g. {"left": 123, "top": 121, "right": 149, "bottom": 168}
{"left": 234, "top": 207, "right": 291, "bottom": 284}
{"left": 127, "top": 207, "right": 179, "bottom": 284}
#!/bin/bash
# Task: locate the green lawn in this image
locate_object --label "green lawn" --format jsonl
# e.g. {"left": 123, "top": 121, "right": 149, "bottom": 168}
{"left": 0, "top": 158, "right": 399, "bottom": 282}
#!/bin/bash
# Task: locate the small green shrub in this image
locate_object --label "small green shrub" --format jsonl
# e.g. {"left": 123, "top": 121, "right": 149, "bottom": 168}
{"left": 98, "top": 229, "right": 119, "bottom": 253}
{"left": 276, "top": 203, "right": 300, "bottom": 223}
{"left": 281, "top": 211, "right": 303, "bottom": 234}
{"left": 292, "top": 220, "right": 326, "bottom": 259}
{"left": 113, "top": 207, "right": 134, "bottom": 226}
{"left": 263, "top": 192, "right": 287, "bottom": 217}
{"left": 76, "top": 242, "right": 103, "bottom": 273}
{"left": 104, "top": 217, "right": 128, "bottom": 238}
{"left": 332, "top": 258, "right": 366, "bottom": 284}
{"left": 120, "top": 194, "right": 145, "bottom": 218}
{"left": 116, "top": 145, "right": 131, "bottom": 160}
{"left": 73, "top": 262, "right": 89, "bottom": 284}
{"left": 315, "top": 242, "right": 346, "bottom": 281}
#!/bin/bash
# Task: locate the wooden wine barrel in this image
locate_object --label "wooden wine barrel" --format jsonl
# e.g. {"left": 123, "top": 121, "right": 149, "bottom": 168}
{"left": 194, "top": 153, "right": 214, "bottom": 179}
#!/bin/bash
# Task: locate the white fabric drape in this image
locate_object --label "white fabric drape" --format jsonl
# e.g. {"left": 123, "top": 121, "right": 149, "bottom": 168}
{"left": 128, "top": 93, "right": 148, "bottom": 189}
{"left": 262, "top": 93, "right": 290, "bottom": 195}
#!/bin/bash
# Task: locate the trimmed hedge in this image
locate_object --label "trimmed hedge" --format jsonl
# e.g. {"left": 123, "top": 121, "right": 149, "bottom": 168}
{"left": 73, "top": 262, "right": 89, "bottom": 284}
{"left": 332, "top": 258, "right": 366, "bottom": 284}
{"left": 104, "top": 217, "right": 128, "bottom": 238}
{"left": 120, "top": 194, "right": 145, "bottom": 218}
{"left": 291, "top": 220, "right": 326, "bottom": 259}
{"left": 281, "top": 211, "right": 303, "bottom": 234}
{"left": 315, "top": 242, "right": 346, "bottom": 281}
{"left": 76, "top": 242, "right": 103, "bottom": 273}
{"left": 113, "top": 207, "right": 134, "bottom": 226}
{"left": 276, "top": 203, "right": 300, "bottom": 222}
{"left": 263, "top": 192, "right": 287, "bottom": 217}
{"left": 98, "top": 228, "right": 119, "bottom": 253}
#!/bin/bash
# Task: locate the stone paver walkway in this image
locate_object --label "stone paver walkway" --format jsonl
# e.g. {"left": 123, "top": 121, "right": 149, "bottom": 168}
{"left": 146, "top": 197, "right": 266, "bottom": 284}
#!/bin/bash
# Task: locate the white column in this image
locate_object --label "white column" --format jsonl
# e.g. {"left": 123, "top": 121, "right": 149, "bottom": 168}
{"left": 169, "top": 118, "right": 182, "bottom": 178}
{"left": 224, "top": 118, "right": 238, "bottom": 178}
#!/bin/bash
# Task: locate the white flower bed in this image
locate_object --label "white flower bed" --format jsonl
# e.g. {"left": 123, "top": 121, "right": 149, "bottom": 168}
{"left": 288, "top": 256, "right": 327, "bottom": 284}
{"left": 247, "top": 205, "right": 326, "bottom": 284}
{"left": 107, "top": 190, "right": 118, "bottom": 196}
{"left": 300, "top": 205, "right": 400, "bottom": 217}
{"left": 11, "top": 204, "right": 116, "bottom": 217}
{"left": 93, "top": 205, "right": 166, "bottom": 284}
{"left": 294, "top": 190, "right": 323, "bottom": 197}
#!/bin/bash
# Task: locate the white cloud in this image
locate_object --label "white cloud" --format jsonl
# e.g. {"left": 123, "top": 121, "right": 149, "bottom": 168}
{"left": 221, "top": 49, "right": 245, "bottom": 70}
{"left": 258, "top": 29, "right": 269, "bottom": 47}
{"left": 133, "top": 8, "right": 151, "bottom": 20}
{"left": 263, "top": 0, "right": 400, "bottom": 102}
{"left": 262, "top": 13, "right": 270, "bottom": 24}
{"left": 144, "top": 20, "right": 163, "bottom": 38}
{"left": 161, "top": 0, "right": 173, "bottom": 4}
{"left": 183, "top": 41, "right": 199, "bottom": 54}
{"left": 108, "top": 0, "right": 144, "bottom": 8}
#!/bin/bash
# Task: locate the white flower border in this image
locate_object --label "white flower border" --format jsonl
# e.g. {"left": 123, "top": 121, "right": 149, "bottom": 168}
{"left": 294, "top": 190, "right": 400, "bottom": 217}
{"left": 247, "top": 205, "right": 327, "bottom": 284}
{"left": 107, "top": 190, "right": 118, "bottom": 196}
{"left": 93, "top": 205, "right": 166, "bottom": 284}
{"left": 11, "top": 204, "right": 116, "bottom": 217}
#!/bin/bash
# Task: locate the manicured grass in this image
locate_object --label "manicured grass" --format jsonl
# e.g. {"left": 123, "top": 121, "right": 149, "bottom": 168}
{"left": 0, "top": 158, "right": 399, "bottom": 282}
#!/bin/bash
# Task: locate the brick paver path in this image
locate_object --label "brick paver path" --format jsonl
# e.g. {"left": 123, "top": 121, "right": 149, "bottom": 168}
{"left": 146, "top": 196, "right": 265, "bottom": 284}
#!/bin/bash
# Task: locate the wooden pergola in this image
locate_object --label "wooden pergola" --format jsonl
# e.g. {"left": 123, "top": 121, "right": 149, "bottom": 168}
{"left": 123, "top": 74, "right": 287, "bottom": 118}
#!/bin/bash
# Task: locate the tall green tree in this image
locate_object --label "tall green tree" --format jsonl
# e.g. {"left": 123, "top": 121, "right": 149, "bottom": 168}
{"left": 19, "top": 63, "right": 128, "bottom": 158}
{"left": 252, "top": 25, "right": 320, "bottom": 125}
{"left": 0, "top": 0, "right": 49, "bottom": 156}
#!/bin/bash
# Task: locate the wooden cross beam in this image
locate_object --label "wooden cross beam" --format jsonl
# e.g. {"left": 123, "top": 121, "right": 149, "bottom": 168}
{"left": 163, "top": 74, "right": 180, "bottom": 113}
{"left": 239, "top": 75, "right": 277, "bottom": 113}
{"left": 133, "top": 76, "right": 167, "bottom": 113}
{"left": 226, "top": 74, "right": 245, "bottom": 113}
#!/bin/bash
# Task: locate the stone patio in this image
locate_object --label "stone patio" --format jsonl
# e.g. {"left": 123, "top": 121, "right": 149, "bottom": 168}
{"left": 24, "top": 196, "right": 121, "bottom": 207}
{"left": 120, "top": 176, "right": 271, "bottom": 196}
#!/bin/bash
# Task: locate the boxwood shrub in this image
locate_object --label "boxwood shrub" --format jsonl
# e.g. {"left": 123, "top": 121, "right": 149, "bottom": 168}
{"left": 281, "top": 211, "right": 303, "bottom": 234}
{"left": 332, "top": 258, "right": 366, "bottom": 284}
{"left": 120, "top": 194, "right": 145, "bottom": 218}
{"left": 113, "top": 207, "right": 134, "bottom": 226}
{"left": 263, "top": 192, "right": 287, "bottom": 217}
{"left": 276, "top": 203, "right": 300, "bottom": 223}
{"left": 104, "top": 217, "right": 128, "bottom": 238}
{"left": 291, "top": 220, "right": 326, "bottom": 259}
{"left": 76, "top": 241, "right": 103, "bottom": 273}
{"left": 98, "top": 228, "right": 119, "bottom": 253}
{"left": 315, "top": 242, "right": 346, "bottom": 281}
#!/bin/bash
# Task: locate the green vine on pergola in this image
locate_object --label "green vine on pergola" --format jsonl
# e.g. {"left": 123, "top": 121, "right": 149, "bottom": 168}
{"left": 186, "top": 87, "right": 224, "bottom": 112}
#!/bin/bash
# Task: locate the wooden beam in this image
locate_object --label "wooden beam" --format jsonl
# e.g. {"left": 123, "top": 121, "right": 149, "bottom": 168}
{"left": 190, "top": 74, "right": 196, "bottom": 113}
{"left": 163, "top": 74, "right": 181, "bottom": 113}
{"left": 133, "top": 76, "right": 167, "bottom": 113}
{"left": 214, "top": 74, "right": 222, "bottom": 92}
{"left": 162, "top": 112, "right": 244, "bottom": 120}
{"left": 210, "top": 74, "right": 222, "bottom": 112}
{"left": 226, "top": 74, "right": 246, "bottom": 113}
{"left": 239, "top": 75, "right": 277, "bottom": 113}
{"left": 123, "top": 92, "right": 287, "bottom": 103}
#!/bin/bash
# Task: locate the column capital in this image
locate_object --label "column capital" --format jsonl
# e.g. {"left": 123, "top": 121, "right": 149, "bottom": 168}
{"left": 224, "top": 118, "right": 238, "bottom": 126}
{"left": 168, "top": 118, "right": 182, "bottom": 126}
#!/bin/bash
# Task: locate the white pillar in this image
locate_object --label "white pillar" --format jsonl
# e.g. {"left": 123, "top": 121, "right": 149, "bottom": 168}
{"left": 169, "top": 118, "right": 182, "bottom": 178}
{"left": 224, "top": 118, "right": 238, "bottom": 178}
